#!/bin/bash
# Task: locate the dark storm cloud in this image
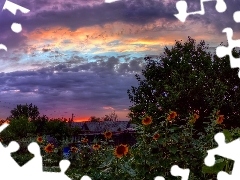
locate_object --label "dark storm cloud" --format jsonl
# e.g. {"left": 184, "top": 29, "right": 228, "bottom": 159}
{"left": 180, "top": 0, "right": 240, "bottom": 35}
{"left": 1, "top": 0, "right": 175, "bottom": 33}
{"left": 0, "top": 56, "right": 145, "bottom": 115}
{"left": 0, "top": 0, "right": 240, "bottom": 36}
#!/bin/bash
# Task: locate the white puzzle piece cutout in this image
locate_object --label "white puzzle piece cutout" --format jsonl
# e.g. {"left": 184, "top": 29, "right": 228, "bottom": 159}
{"left": 0, "top": 123, "right": 92, "bottom": 180}
{"left": 215, "top": 28, "right": 240, "bottom": 78}
{"left": 204, "top": 132, "right": 240, "bottom": 180}
{"left": 233, "top": 11, "right": 240, "bottom": 23}
{"left": 105, "top": 0, "right": 120, "bottom": 3}
{"left": 154, "top": 165, "right": 190, "bottom": 180}
{"left": 0, "top": 0, "right": 30, "bottom": 51}
{"left": 174, "top": 0, "right": 227, "bottom": 22}
{"left": 2, "top": 0, "right": 30, "bottom": 15}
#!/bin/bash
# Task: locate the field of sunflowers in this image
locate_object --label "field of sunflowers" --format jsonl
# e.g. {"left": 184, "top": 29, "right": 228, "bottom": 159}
{"left": 2, "top": 109, "right": 239, "bottom": 180}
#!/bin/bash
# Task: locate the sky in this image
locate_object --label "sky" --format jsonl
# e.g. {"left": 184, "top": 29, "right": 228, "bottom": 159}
{"left": 0, "top": 0, "right": 239, "bottom": 122}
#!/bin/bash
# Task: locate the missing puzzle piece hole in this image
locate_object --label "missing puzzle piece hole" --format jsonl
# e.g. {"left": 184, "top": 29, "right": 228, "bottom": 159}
{"left": 81, "top": 175, "right": 92, "bottom": 180}
{"left": 216, "top": 46, "right": 228, "bottom": 58}
{"left": 154, "top": 176, "right": 165, "bottom": 180}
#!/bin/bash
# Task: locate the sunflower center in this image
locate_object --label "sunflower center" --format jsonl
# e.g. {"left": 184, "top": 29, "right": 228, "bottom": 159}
{"left": 117, "top": 146, "right": 125, "bottom": 155}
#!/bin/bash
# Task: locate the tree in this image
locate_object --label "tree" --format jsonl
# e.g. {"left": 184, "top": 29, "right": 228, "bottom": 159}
{"left": 8, "top": 103, "right": 40, "bottom": 121}
{"left": 102, "top": 111, "right": 118, "bottom": 121}
{"left": 1, "top": 116, "right": 36, "bottom": 142}
{"left": 44, "top": 118, "right": 70, "bottom": 142}
{"left": 32, "top": 115, "right": 49, "bottom": 135}
{"left": 88, "top": 116, "right": 101, "bottom": 122}
{"left": 127, "top": 37, "right": 240, "bottom": 129}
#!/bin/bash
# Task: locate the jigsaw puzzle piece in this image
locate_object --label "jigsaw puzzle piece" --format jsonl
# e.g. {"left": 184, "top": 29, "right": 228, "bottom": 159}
{"left": 174, "top": 0, "right": 227, "bottom": 22}
{"left": 154, "top": 165, "right": 189, "bottom": 180}
{"left": 233, "top": 11, "right": 240, "bottom": 23}
{"left": 59, "top": 159, "right": 70, "bottom": 174}
{"left": 215, "top": 0, "right": 227, "bottom": 13}
{"left": 81, "top": 175, "right": 92, "bottom": 180}
{"left": 205, "top": 132, "right": 240, "bottom": 165}
{"left": 205, "top": 132, "right": 240, "bottom": 178}
{"left": 154, "top": 176, "right": 165, "bottom": 180}
{"left": 216, "top": 45, "right": 228, "bottom": 58}
{"left": 39, "top": 160, "right": 72, "bottom": 180}
{"left": 0, "top": 122, "right": 9, "bottom": 132}
{"left": 217, "top": 171, "right": 232, "bottom": 180}
{"left": 216, "top": 28, "right": 240, "bottom": 78}
{"left": 105, "top": 0, "right": 120, "bottom": 3}
{"left": 21, "top": 142, "right": 43, "bottom": 174}
{"left": 0, "top": 44, "right": 7, "bottom": 51}
{"left": 174, "top": 1, "right": 188, "bottom": 22}
{"left": 2, "top": 0, "right": 30, "bottom": 15}
{"left": 171, "top": 165, "right": 190, "bottom": 180}
{"left": 0, "top": 141, "right": 21, "bottom": 178}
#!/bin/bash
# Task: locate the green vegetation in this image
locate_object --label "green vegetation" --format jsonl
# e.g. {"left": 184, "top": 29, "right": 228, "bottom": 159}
{"left": 127, "top": 37, "right": 240, "bottom": 129}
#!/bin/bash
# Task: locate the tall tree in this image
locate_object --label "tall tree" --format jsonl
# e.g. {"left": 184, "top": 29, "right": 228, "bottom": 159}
{"left": 8, "top": 103, "right": 40, "bottom": 121}
{"left": 127, "top": 37, "right": 240, "bottom": 129}
{"left": 1, "top": 116, "right": 36, "bottom": 142}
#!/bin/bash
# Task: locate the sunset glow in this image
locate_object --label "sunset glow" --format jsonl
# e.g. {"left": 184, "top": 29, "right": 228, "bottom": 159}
{"left": 0, "top": 0, "right": 238, "bottom": 121}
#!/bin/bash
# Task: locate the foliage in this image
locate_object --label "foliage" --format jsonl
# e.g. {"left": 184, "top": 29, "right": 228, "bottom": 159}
{"left": 35, "top": 109, "right": 236, "bottom": 180}
{"left": 32, "top": 115, "right": 49, "bottom": 135}
{"left": 89, "top": 116, "right": 101, "bottom": 122}
{"left": 8, "top": 109, "right": 240, "bottom": 180}
{"left": 8, "top": 103, "right": 40, "bottom": 121}
{"left": 44, "top": 118, "right": 70, "bottom": 142}
{"left": 127, "top": 37, "right": 240, "bottom": 129}
{"left": 101, "top": 110, "right": 118, "bottom": 121}
{"left": 1, "top": 116, "right": 36, "bottom": 142}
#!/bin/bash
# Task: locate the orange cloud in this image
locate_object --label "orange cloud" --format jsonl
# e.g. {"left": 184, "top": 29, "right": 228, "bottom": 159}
{"left": 25, "top": 19, "right": 224, "bottom": 56}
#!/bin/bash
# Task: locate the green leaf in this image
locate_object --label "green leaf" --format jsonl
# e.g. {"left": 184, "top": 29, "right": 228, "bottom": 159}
{"left": 168, "top": 146, "right": 177, "bottom": 154}
{"left": 222, "top": 129, "right": 232, "bottom": 142}
{"left": 202, "top": 159, "right": 226, "bottom": 174}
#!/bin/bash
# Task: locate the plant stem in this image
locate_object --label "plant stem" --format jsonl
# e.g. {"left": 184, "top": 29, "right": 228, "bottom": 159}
{"left": 165, "top": 120, "right": 168, "bottom": 176}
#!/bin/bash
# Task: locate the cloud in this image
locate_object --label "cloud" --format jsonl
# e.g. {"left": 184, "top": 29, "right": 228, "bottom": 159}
{"left": 0, "top": 56, "right": 144, "bottom": 119}
{"left": 1, "top": 0, "right": 178, "bottom": 35}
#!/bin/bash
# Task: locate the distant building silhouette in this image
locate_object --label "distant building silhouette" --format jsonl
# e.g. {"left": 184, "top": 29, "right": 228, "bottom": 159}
{"left": 69, "top": 121, "right": 137, "bottom": 146}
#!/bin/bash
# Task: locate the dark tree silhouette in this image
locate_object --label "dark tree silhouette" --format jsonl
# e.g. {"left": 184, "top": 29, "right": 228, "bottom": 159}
{"left": 88, "top": 116, "right": 101, "bottom": 122}
{"left": 8, "top": 103, "right": 40, "bottom": 121}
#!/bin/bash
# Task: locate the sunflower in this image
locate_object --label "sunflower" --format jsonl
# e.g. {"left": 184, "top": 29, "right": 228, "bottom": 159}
{"left": 114, "top": 144, "right": 129, "bottom": 158}
{"left": 153, "top": 133, "right": 160, "bottom": 140}
{"left": 37, "top": 136, "right": 43, "bottom": 143}
{"left": 92, "top": 144, "right": 101, "bottom": 150}
{"left": 44, "top": 143, "right": 54, "bottom": 153}
{"left": 70, "top": 146, "right": 78, "bottom": 153}
{"left": 216, "top": 115, "right": 224, "bottom": 124}
{"left": 142, "top": 116, "right": 152, "bottom": 125}
{"left": 189, "top": 113, "right": 200, "bottom": 124}
{"left": 81, "top": 138, "right": 88, "bottom": 143}
{"left": 167, "top": 111, "right": 177, "bottom": 121}
{"left": 104, "top": 131, "right": 112, "bottom": 139}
